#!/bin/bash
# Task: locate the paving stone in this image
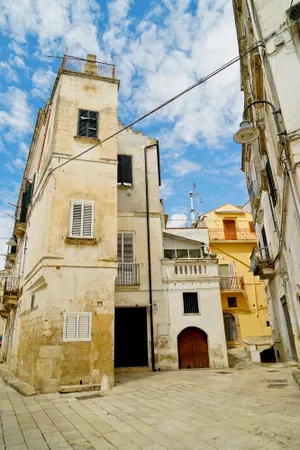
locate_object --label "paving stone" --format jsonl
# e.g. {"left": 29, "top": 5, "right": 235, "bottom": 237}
{"left": 91, "top": 421, "right": 114, "bottom": 434}
{"left": 4, "top": 433, "right": 25, "bottom": 446}
{"left": 44, "top": 432, "right": 66, "bottom": 444}
{"left": 102, "top": 431, "right": 133, "bottom": 447}
{"left": 26, "top": 438, "right": 50, "bottom": 449}
{"left": 23, "top": 429, "right": 43, "bottom": 441}
{"left": 6, "top": 445, "right": 28, "bottom": 450}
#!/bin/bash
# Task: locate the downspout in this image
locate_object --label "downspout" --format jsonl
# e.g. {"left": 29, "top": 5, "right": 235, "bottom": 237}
{"left": 38, "top": 104, "right": 52, "bottom": 171}
{"left": 144, "top": 143, "right": 159, "bottom": 372}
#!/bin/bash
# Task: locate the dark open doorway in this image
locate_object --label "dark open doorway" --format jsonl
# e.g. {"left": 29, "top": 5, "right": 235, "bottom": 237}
{"left": 114, "top": 307, "right": 148, "bottom": 368}
{"left": 260, "top": 347, "right": 276, "bottom": 363}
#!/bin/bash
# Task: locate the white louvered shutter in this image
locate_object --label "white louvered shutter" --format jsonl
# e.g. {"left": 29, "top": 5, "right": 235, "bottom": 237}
{"left": 78, "top": 314, "right": 90, "bottom": 339}
{"left": 63, "top": 313, "right": 92, "bottom": 341}
{"left": 117, "top": 233, "right": 122, "bottom": 262}
{"left": 70, "top": 201, "right": 94, "bottom": 238}
{"left": 65, "top": 315, "right": 77, "bottom": 340}
{"left": 123, "top": 233, "right": 134, "bottom": 262}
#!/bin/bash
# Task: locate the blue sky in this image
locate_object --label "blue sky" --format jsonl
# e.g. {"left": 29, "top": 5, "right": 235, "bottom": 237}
{"left": 0, "top": 0, "right": 247, "bottom": 265}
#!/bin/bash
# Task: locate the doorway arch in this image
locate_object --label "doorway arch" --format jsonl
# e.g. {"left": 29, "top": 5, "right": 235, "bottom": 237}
{"left": 223, "top": 313, "right": 237, "bottom": 342}
{"left": 177, "top": 327, "right": 209, "bottom": 369}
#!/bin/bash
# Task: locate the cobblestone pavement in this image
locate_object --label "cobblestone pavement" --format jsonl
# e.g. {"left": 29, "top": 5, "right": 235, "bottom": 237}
{"left": 0, "top": 364, "right": 300, "bottom": 450}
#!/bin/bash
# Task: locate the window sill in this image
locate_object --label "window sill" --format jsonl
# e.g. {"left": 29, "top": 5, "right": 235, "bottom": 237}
{"left": 21, "top": 306, "right": 38, "bottom": 316}
{"left": 74, "top": 136, "right": 100, "bottom": 145}
{"left": 62, "top": 339, "right": 92, "bottom": 343}
{"left": 183, "top": 313, "right": 200, "bottom": 316}
{"left": 66, "top": 237, "right": 98, "bottom": 245}
{"left": 117, "top": 183, "right": 133, "bottom": 189}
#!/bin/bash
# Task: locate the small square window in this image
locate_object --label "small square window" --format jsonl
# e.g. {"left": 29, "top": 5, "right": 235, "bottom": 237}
{"left": 183, "top": 292, "right": 199, "bottom": 314}
{"left": 177, "top": 249, "right": 188, "bottom": 259}
{"left": 266, "top": 320, "right": 270, "bottom": 327}
{"left": 63, "top": 312, "right": 92, "bottom": 342}
{"left": 164, "top": 249, "right": 175, "bottom": 259}
{"left": 228, "top": 297, "right": 237, "bottom": 308}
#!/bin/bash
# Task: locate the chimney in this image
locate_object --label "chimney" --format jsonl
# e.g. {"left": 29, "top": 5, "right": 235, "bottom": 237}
{"left": 189, "top": 191, "right": 196, "bottom": 226}
{"left": 84, "top": 54, "right": 97, "bottom": 76}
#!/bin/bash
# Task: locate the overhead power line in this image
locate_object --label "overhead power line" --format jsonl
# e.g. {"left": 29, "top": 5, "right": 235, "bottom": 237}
{"left": 50, "top": 41, "right": 264, "bottom": 175}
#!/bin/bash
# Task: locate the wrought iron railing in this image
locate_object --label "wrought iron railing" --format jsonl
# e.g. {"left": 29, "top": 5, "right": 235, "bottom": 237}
{"left": 250, "top": 246, "right": 272, "bottom": 273}
{"left": 116, "top": 264, "right": 140, "bottom": 286}
{"left": 62, "top": 56, "right": 116, "bottom": 79}
{"left": 4, "top": 277, "right": 20, "bottom": 296}
{"left": 209, "top": 228, "right": 256, "bottom": 240}
{"left": 220, "top": 277, "right": 245, "bottom": 290}
{"left": 249, "top": 180, "right": 261, "bottom": 206}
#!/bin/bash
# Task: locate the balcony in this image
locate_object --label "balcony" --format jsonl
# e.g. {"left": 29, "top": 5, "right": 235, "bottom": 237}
{"left": 3, "top": 277, "right": 20, "bottom": 309}
{"left": 249, "top": 180, "right": 261, "bottom": 208}
{"left": 61, "top": 55, "right": 116, "bottom": 79}
{"left": 250, "top": 246, "right": 275, "bottom": 279}
{"left": 220, "top": 277, "right": 245, "bottom": 292}
{"left": 0, "top": 303, "right": 10, "bottom": 319}
{"left": 174, "top": 262, "right": 207, "bottom": 277}
{"left": 7, "top": 246, "right": 17, "bottom": 263}
{"left": 116, "top": 264, "right": 140, "bottom": 286}
{"left": 209, "top": 228, "right": 256, "bottom": 241}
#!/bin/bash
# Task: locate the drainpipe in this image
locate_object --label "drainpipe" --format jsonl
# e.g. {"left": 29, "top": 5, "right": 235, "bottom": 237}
{"left": 144, "top": 143, "right": 159, "bottom": 372}
{"left": 38, "top": 104, "right": 52, "bottom": 171}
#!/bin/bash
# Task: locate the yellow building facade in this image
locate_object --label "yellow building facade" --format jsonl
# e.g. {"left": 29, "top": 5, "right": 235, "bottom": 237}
{"left": 201, "top": 204, "right": 271, "bottom": 350}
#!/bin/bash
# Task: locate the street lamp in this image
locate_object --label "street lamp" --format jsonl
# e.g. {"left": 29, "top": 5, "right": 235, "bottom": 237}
{"left": 5, "top": 236, "right": 17, "bottom": 246}
{"left": 233, "top": 100, "right": 283, "bottom": 144}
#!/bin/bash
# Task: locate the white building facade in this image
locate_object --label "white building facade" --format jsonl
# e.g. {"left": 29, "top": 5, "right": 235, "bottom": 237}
{"left": 233, "top": 0, "right": 300, "bottom": 362}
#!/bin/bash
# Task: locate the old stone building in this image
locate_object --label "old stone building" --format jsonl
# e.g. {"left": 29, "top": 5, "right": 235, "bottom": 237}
{"left": 0, "top": 55, "right": 228, "bottom": 392}
{"left": 233, "top": 0, "right": 300, "bottom": 361}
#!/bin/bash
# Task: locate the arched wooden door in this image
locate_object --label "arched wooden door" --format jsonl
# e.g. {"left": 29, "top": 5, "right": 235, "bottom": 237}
{"left": 223, "top": 313, "right": 237, "bottom": 342}
{"left": 178, "top": 327, "right": 209, "bottom": 369}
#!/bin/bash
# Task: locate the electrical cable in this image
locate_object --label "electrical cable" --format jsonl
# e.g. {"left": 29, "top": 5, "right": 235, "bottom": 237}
{"left": 50, "top": 40, "right": 265, "bottom": 175}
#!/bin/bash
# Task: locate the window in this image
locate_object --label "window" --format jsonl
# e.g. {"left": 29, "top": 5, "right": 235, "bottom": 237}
{"left": 77, "top": 110, "right": 98, "bottom": 138}
{"left": 118, "top": 155, "right": 132, "bottom": 186}
{"left": 30, "top": 294, "right": 35, "bottom": 309}
{"left": 63, "top": 312, "right": 92, "bottom": 342}
{"left": 219, "top": 264, "right": 234, "bottom": 278}
{"left": 228, "top": 297, "right": 237, "bottom": 308}
{"left": 266, "top": 320, "right": 270, "bottom": 327}
{"left": 70, "top": 201, "right": 94, "bottom": 238}
{"left": 266, "top": 160, "right": 277, "bottom": 206}
{"left": 183, "top": 292, "right": 199, "bottom": 314}
{"left": 177, "top": 249, "right": 188, "bottom": 259}
{"left": 118, "top": 232, "right": 134, "bottom": 263}
{"left": 249, "top": 222, "right": 255, "bottom": 233}
{"left": 189, "top": 249, "right": 201, "bottom": 258}
{"left": 164, "top": 249, "right": 175, "bottom": 259}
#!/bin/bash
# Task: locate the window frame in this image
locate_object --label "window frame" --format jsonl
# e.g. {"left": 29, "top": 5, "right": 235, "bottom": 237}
{"left": 117, "top": 231, "right": 135, "bottom": 263}
{"left": 63, "top": 312, "right": 92, "bottom": 342}
{"left": 69, "top": 200, "right": 95, "bottom": 239}
{"left": 183, "top": 292, "right": 200, "bottom": 315}
{"left": 117, "top": 154, "right": 133, "bottom": 186}
{"left": 228, "top": 297, "right": 237, "bottom": 308}
{"left": 77, "top": 109, "right": 99, "bottom": 139}
{"left": 30, "top": 294, "right": 35, "bottom": 310}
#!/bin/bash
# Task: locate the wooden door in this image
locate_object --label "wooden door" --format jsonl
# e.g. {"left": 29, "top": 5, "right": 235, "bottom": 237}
{"left": 178, "top": 327, "right": 209, "bottom": 369}
{"left": 223, "top": 220, "right": 237, "bottom": 240}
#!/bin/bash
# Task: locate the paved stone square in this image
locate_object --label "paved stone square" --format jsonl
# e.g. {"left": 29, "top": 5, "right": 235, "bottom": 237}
{"left": 0, "top": 364, "right": 300, "bottom": 450}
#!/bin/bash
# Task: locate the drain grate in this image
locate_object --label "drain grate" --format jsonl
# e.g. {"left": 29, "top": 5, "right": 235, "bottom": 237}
{"left": 216, "top": 371, "right": 232, "bottom": 375}
{"left": 267, "top": 370, "right": 279, "bottom": 373}
{"left": 76, "top": 393, "right": 103, "bottom": 400}
{"left": 266, "top": 379, "right": 287, "bottom": 383}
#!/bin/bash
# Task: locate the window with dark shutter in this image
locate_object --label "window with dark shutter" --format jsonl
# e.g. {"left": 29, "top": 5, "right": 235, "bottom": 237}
{"left": 183, "top": 292, "right": 199, "bottom": 314}
{"left": 228, "top": 297, "right": 237, "bottom": 308}
{"left": 266, "top": 160, "right": 277, "bottom": 206}
{"left": 118, "top": 155, "right": 133, "bottom": 186}
{"left": 78, "top": 110, "right": 98, "bottom": 138}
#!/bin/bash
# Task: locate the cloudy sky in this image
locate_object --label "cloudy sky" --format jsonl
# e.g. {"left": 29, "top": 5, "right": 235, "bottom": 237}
{"left": 0, "top": 0, "right": 247, "bottom": 266}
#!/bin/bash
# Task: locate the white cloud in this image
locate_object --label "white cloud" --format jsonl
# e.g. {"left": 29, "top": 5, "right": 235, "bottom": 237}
{"left": 0, "top": 87, "right": 32, "bottom": 141}
{"left": 19, "top": 142, "right": 29, "bottom": 157}
{"left": 171, "top": 159, "right": 202, "bottom": 177}
{"left": 13, "top": 55, "right": 26, "bottom": 69}
{"left": 107, "top": 0, "right": 133, "bottom": 24}
{"left": 160, "top": 178, "right": 175, "bottom": 199}
{"left": 31, "top": 68, "right": 56, "bottom": 97}
{"left": 0, "top": 61, "right": 18, "bottom": 82}
{"left": 167, "top": 213, "right": 188, "bottom": 228}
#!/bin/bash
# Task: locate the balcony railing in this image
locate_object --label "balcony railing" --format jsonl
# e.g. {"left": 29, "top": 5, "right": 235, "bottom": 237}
{"left": 250, "top": 246, "right": 274, "bottom": 277}
{"left": 116, "top": 264, "right": 140, "bottom": 286}
{"left": 175, "top": 263, "right": 207, "bottom": 276}
{"left": 220, "top": 277, "right": 245, "bottom": 291}
{"left": 4, "top": 277, "right": 20, "bottom": 297}
{"left": 249, "top": 180, "right": 261, "bottom": 207}
{"left": 209, "top": 229, "right": 256, "bottom": 240}
{"left": 62, "top": 56, "right": 116, "bottom": 79}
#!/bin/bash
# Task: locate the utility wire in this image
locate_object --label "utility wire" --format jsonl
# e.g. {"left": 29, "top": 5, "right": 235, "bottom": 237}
{"left": 50, "top": 41, "right": 265, "bottom": 175}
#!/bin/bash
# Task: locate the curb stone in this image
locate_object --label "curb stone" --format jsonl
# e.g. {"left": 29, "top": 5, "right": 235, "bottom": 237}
{"left": 292, "top": 370, "right": 300, "bottom": 390}
{"left": 0, "top": 364, "right": 36, "bottom": 396}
